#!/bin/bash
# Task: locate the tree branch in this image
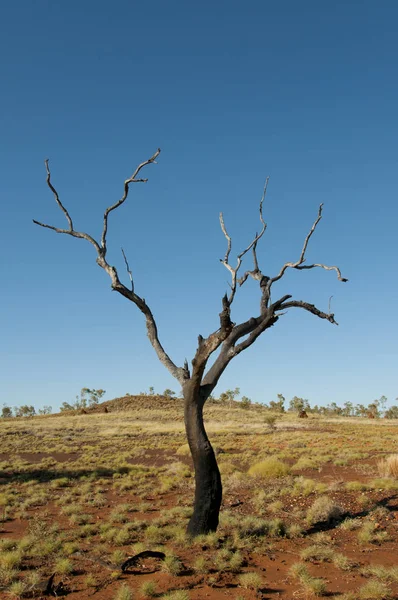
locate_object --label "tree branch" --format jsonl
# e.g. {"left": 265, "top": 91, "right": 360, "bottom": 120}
{"left": 33, "top": 159, "right": 101, "bottom": 253}
{"left": 219, "top": 177, "right": 269, "bottom": 305}
{"left": 45, "top": 159, "right": 73, "bottom": 231}
{"left": 34, "top": 150, "right": 186, "bottom": 385}
{"left": 201, "top": 310, "right": 277, "bottom": 389}
{"left": 279, "top": 299, "right": 339, "bottom": 325}
{"left": 269, "top": 204, "right": 348, "bottom": 286}
{"left": 101, "top": 148, "right": 160, "bottom": 254}
{"left": 121, "top": 247, "right": 134, "bottom": 292}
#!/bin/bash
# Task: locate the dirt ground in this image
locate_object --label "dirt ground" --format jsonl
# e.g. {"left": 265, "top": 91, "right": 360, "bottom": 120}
{"left": 0, "top": 397, "right": 397, "bottom": 599}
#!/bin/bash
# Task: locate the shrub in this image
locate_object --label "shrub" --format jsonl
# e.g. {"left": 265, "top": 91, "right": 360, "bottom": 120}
{"left": 361, "top": 565, "right": 398, "bottom": 583}
{"left": 292, "top": 457, "right": 317, "bottom": 471}
{"left": 248, "top": 457, "right": 290, "bottom": 478}
{"left": 8, "top": 580, "right": 28, "bottom": 598}
{"left": 358, "top": 521, "right": 389, "bottom": 545}
{"left": 306, "top": 496, "right": 343, "bottom": 525}
{"left": 238, "top": 572, "right": 263, "bottom": 590}
{"left": 161, "top": 554, "right": 183, "bottom": 576}
{"left": 358, "top": 579, "right": 391, "bottom": 599}
{"left": 54, "top": 558, "right": 73, "bottom": 575}
{"left": 300, "top": 544, "right": 335, "bottom": 562}
{"left": 193, "top": 556, "right": 208, "bottom": 574}
{"left": 290, "top": 563, "right": 327, "bottom": 596}
{"left": 346, "top": 481, "right": 367, "bottom": 491}
{"left": 114, "top": 584, "right": 133, "bottom": 600}
{"left": 0, "top": 551, "right": 22, "bottom": 570}
{"left": 140, "top": 580, "right": 157, "bottom": 597}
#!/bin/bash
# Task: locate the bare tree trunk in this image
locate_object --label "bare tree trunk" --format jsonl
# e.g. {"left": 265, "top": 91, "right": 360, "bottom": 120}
{"left": 184, "top": 390, "right": 222, "bottom": 537}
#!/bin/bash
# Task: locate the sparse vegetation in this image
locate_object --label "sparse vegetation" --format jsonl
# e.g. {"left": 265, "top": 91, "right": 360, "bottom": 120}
{"left": 0, "top": 398, "right": 397, "bottom": 599}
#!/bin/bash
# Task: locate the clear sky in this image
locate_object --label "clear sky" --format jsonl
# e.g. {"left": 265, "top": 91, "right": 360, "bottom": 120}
{"left": 1, "top": 1, "right": 397, "bottom": 412}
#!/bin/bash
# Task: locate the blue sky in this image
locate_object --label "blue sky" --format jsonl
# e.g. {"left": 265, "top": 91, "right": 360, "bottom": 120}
{"left": 1, "top": 1, "right": 397, "bottom": 411}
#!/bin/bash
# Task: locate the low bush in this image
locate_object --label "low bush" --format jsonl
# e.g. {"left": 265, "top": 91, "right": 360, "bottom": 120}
{"left": 248, "top": 457, "right": 290, "bottom": 478}
{"left": 306, "top": 496, "right": 343, "bottom": 525}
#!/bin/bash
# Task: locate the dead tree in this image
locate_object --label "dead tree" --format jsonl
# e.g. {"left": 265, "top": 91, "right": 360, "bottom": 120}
{"left": 34, "top": 149, "right": 347, "bottom": 537}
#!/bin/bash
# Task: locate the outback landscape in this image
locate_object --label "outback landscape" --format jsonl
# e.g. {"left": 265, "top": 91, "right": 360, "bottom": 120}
{"left": 1, "top": 395, "right": 397, "bottom": 600}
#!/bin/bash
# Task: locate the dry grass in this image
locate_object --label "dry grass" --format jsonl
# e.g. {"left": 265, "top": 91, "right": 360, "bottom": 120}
{"left": 306, "top": 496, "right": 343, "bottom": 525}
{"left": 1, "top": 398, "right": 398, "bottom": 600}
{"left": 247, "top": 457, "right": 290, "bottom": 478}
{"left": 377, "top": 454, "right": 398, "bottom": 479}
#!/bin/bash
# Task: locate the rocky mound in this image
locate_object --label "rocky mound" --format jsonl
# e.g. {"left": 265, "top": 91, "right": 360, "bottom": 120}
{"left": 86, "top": 394, "right": 184, "bottom": 414}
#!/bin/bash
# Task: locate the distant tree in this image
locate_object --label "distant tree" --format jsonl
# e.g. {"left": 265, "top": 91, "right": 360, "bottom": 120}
{"left": 384, "top": 405, "right": 398, "bottom": 419}
{"left": 75, "top": 388, "right": 106, "bottom": 409}
{"left": 34, "top": 149, "right": 347, "bottom": 536}
{"left": 60, "top": 402, "right": 74, "bottom": 412}
{"left": 342, "top": 401, "right": 354, "bottom": 417}
{"left": 269, "top": 393, "right": 285, "bottom": 413}
{"left": 377, "top": 395, "right": 388, "bottom": 415}
{"left": 264, "top": 414, "right": 277, "bottom": 430}
{"left": 354, "top": 403, "right": 367, "bottom": 417}
{"left": 220, "top": 388, "right": 240, "bottom": 407}
{"left": 148, "top": 386, "right": 155, "bottom": 395}
{"left": 14, "top": 405, "right": 35, "bottom": 417}
{"left": 367, "top": 401, "right": 380, "bottom": 419}
{"left": 326, "top": 402, "right": 342, "bottom": 416}
{"left": 241, "top": 396, "right": 251, "bottom": 409}
{"left": 86, "top": 388, "right": 106, "bottom": 406}
{"left": 289, "top": 396, "right": 310, "bottom": 413}
{"left": 1, "top": 405, "right": 13, "bottom": 418}
{"left": 163, "top": 389, "right": 176, "bottom": 398}
{"left": 38, "top": 406, "right": 52, "bottom": 415}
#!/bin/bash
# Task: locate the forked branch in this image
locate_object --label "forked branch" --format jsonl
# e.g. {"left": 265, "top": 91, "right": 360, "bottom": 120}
{"left": 269, "top": 204, "right": 348, "bottom": 286}
{"left": 202, "top": 198, "right": 347, "bottom": 392}
{"left": 219, "top": 177, "right": 269, "bottom": 305}
{"left": 33, "top": 150, "right": 186, "bottom": 385}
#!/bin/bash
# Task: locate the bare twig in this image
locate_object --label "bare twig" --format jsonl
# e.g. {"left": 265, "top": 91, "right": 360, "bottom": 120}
{"left": 121, "top": 247, "right": 134, "bottom": 292}
{"left": 45, "top": 159, "right": 73, "bottom": 231}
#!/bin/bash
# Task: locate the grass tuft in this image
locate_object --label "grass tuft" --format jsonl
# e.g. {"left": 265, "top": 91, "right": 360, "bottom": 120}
{"left": 377, "top": 454, "right": 398, "bottom": 479}
{"left": 306, "top": 496, "right": 343, "bottom": 525}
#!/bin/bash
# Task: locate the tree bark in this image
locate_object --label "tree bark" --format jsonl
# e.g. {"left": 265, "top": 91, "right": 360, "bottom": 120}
{"left": 184, "top": 390, "right": 222, "bottom": 537}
